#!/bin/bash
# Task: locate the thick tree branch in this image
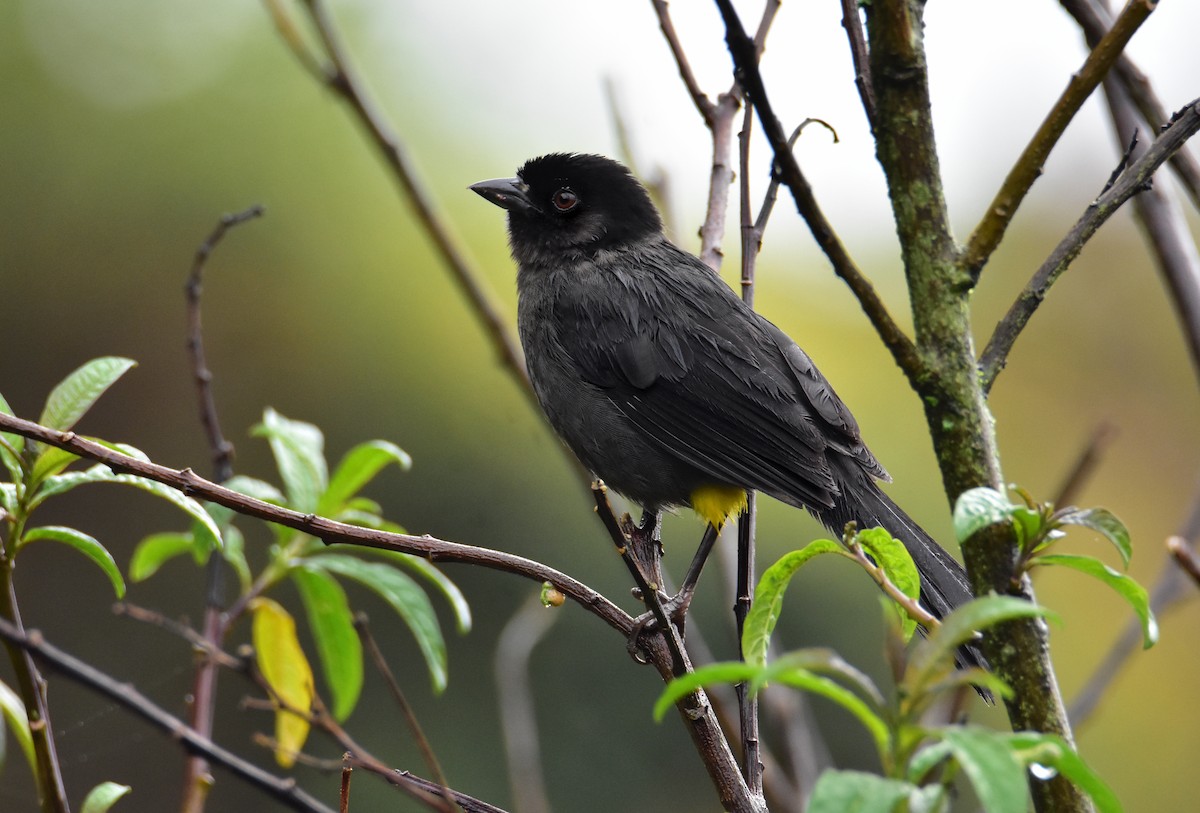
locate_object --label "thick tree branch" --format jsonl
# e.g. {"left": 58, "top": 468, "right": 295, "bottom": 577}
{"left": 980, "top": 98, "right": 1200, "bottom": 391}
{"left": 961, "top": 0, "right": 1159, "bottom": 282}
{"left": 865, "top": 1, "right": 1090, "bottom": 809}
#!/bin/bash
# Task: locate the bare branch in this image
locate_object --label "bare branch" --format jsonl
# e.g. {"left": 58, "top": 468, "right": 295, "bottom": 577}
{"left": 269, "top": 0, "right": 530, "bottom": 393}
{"left": 711, "top": 0, "right": 922, "bottom": 379}
{"left": 1053, "top": 422, "right": 1118, "bottom": 508}
{"left": 0, "top": 619, "right": 335, "bottom": 813}
{"left": 354, "top": 614, "right": 459, "bottom": 812}
{"left": 182, "top": 204, "right": 263, "bottom": 813}
{"left": 961, "top": 0, "right": 1160, "bottom": 282}
{"left": 1100, "top": 76, "right": 1200, "bottom": 384}
{"left": 980, "top": 98, "right": 1200, "bottom": 391}
{"left": 0, "top": 412, "right": 632, "bottom": 637}
{"left": 839, "top": 0, "right": 876, "bottom": 128}
{"left": 1059, "top": 0, "right": 1200, "bottom": 211}
{"left": 1070, "top": 480, "right": 1200, "bottom": 725}
{"left": 495, "top": 595, "right": 557, "bottom": 813}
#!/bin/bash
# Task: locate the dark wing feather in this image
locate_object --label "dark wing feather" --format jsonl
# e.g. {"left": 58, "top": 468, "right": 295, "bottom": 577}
{"left": 556, "top": 241, "right": 878, "bottom": 510}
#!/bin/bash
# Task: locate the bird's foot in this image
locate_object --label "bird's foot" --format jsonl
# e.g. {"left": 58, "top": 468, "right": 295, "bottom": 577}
{"left": 626, "top": 587, "right": 693, "bottom": 663}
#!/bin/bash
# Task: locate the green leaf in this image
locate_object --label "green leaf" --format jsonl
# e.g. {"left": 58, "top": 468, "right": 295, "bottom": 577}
{"left": 1034, "top": 554, "right": 1157, "bottom": 648}
{"left": 220, "top": 525, "right": 252, "bottom": 592}
{"left": 751, "top": 648, "right": 886, "bottom": 708}
{"left": 38, "top": 357, "right": 136, "bottom": 432}
{"left": 1010, "top": 506, "right": 1046, "bottom": 552}
{"left": 318, "top": 440, "right": 412, "bottom": 515}
{"left": 654, "top": 662, "right": 758, "bottom": 721}
{"left": 953, "top": 487, "right": 1015, "bottom": 544}
{"left": 253, "top": 408, "right": 327, "bottom": 512}
{"left": 31, "top": 465, "right": 221, "bottom": 552}
{"left": 907, "top": 740, "right": 953, "bottom": 784}
{"left": 80, "top": 781, "right": 132, "bottom": 813}
{"left": 925, "top": 667, "right": 1013, "bottom": 704}
{"left": 758, "top": 654, "right": 890, "bottom": 758}
{"left": 251, "top": 598, "right": 314, "bottom": 768}
{"left": 856, "top": 527, "right": 921, "bottom": 640}
{"left": 1005, "top": 732, "right": 1123, "bottom": 813}
{"left": 806, "top": 770, "right": 915, "bottom": 813}
{"left": 0, "top": 390, "right": 24, "bottom": 480}
{"left": 305, "top": 554, "right": 447, "bottom": 693}
{"left": 742, "top": 539, "right": 851, "bottom": 666}
{"left": 29, "top": 446, "right": 80, "bottom": 487}
{"left": 292, "top": 566, "right": 363, "bottom": 721}
{"left": 0, "top": 483, "right": 16, "bottom": 515}
{"left": 129, "top": 532, "right": 195, "bottom": 582}
{"left": 334, "top": 547, "right": 471, "bottom": 633}
{"left": 1054, "top": 508, "right": 1132, "bottom": 568}
{"left": 908, "top": 596, "right": 1053, "bottom": 694}
{"left": 19, "top": 526, "right": 126, "bottom": 598}
{"left": 940, "top": 727, "right": 1027, "bottom": 813}
{"left": 0, "top": 679, "right": 35, "bottom": 779}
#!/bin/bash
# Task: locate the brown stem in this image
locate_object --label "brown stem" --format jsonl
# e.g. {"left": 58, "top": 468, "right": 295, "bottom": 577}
{"left": 711, "top": 0, "right": 922, "bottom": 381}
{"left": 0, "top": 412, "right": 632, "bottom": 637}
{"left": 961, "top": 0, "right": 1160, "bottom": 282}
{"left": 181, "top": 204, "right": 263, "bottom": 813}
{"left": 271, "top": 0, "right": 530, "bottom": 395}
{"left": 0, "top": 617, "right": 333, "bottom": 813}
{"left": 979, "top": 98, "right": 1200, "bottom": 391}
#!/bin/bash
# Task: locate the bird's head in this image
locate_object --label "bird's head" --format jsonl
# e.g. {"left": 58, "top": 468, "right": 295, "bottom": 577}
{"left": 470, "top": 153, "right": 663, "bottom": 260}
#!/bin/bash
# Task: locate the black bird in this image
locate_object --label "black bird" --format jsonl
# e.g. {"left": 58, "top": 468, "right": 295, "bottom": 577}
{"left": 471, "top": 152, "right": 980, "bottom": 666}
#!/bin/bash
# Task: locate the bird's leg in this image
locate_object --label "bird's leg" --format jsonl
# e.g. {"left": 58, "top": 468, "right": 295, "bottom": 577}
{"left": 665, "top": 523, "right": 721, "bottom": 630}
{"left": 628, "top": 521, "right": 720, "bottom": 651}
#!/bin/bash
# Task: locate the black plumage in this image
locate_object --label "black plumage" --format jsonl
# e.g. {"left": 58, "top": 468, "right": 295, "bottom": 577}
{"left": 472, "top": 152, "right": 980, "bottom": 667}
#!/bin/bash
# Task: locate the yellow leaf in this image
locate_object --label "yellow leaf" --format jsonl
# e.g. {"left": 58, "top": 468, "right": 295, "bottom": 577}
{"left": 251, "top": 598, "right": 314, "bottom": 768}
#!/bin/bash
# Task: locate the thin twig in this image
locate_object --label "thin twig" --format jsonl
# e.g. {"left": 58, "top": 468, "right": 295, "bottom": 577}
{"left": 182, "top": 203, "right": 262, "bottom": 813}
{"left": 354, "top": 614, "right": 459, "bottom": 813}
{"left": 0, "top": 618, "right": 335, "bottom": 813}
{"left": 843, "top": 532, "right": 940, "bottom": 629}
{"left": 340, "top": 756, "right": 352, "bottom": 813}
{"left": 112, "top": 602, "right": 243, "bottom": 670}
{"left": 494, "top": 594, "right": 557, "bottom": 813}
{"left": 1052, "top": 422, "right": 1118, "bottom": 508}
{"left": 651, "top": 0, "right": 779, "bottom": 272}
{"left": 711, "top": 0, "right": 922, "bottom": 380}
{"left": 979, "top": 97, "right": 1200, "bottom": 391}
{"left": 0, "top": 411, "right": 761, "bottom": 811}
{"left": 0, "top": 412, "right": 632, "bottom": 637}
{"left": 838, "top": 0, "right": 876, "bottom": 129}
{"left": 960, "top": 0, "right": 1160, "bottom": 282}
{"left": 1058, "top": 0, "right": 1200, "bottom": 211}
{"left": 186, "top": 205, "right": 261, "bottom": 482}
{"left": 1070, "top": 481, "right": 1200, "bottom": 724}
{"left": 269, "top": 0, "right": 530, "bottom": 393}
{"left": 1168, "top": 535, "right": 1200, "bottom": 588}
{"left": 590, "top": 483, "right": 688, "bottom": 673}
{"left": 1101, "top": 76, "right": 1200, "bottom": 384}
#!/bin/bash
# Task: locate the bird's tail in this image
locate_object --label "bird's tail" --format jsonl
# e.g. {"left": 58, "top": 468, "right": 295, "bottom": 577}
{"left": 814, "top": 458, "right": 988, "bottom": 674}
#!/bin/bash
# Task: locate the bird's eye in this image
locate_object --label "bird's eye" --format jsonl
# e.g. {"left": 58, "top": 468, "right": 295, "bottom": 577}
{"left": 551, "top": 188, "right": 578, "bottom": 212}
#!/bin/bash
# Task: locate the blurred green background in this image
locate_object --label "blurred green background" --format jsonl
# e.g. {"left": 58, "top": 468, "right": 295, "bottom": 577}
{"left": 2, "top": 1, "right": 1199, "bottom": 811}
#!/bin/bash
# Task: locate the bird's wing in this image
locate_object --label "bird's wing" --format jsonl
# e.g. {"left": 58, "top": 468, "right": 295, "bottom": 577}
{"left": 556, "top": 243, "right": 885, "bottom": 509}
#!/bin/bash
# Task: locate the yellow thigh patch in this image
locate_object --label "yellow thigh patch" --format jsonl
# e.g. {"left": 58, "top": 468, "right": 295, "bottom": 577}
{"left": 689, "top": 484, "right": 748, "bottom": 529}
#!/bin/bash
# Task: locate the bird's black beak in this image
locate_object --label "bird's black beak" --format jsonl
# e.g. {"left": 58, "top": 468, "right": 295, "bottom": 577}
{"left": 469, "top": 177, "right": 532, "bottom": 213}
